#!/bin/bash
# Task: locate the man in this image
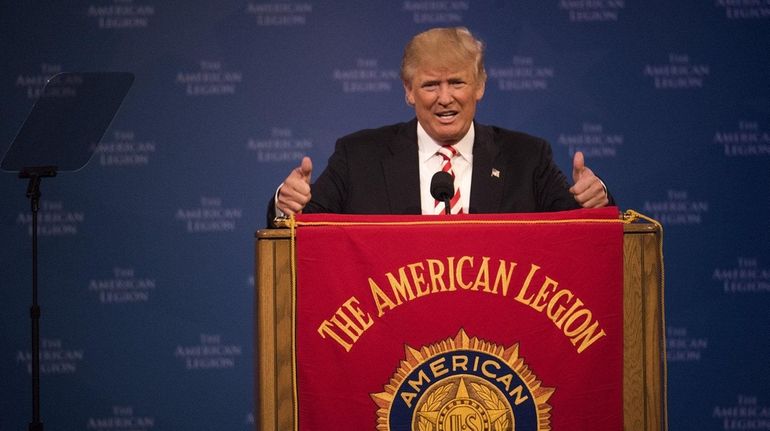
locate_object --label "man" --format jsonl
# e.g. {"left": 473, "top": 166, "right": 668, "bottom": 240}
{"left": 270, "top": 27, "right": 611, "bottom": 224}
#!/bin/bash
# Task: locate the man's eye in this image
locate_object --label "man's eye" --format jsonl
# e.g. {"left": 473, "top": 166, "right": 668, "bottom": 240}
{"left": 422, "top": 83, "right": 438, "bottom": 90}
{"left": 451, "top": 81, "right": 466, "bottom": 88}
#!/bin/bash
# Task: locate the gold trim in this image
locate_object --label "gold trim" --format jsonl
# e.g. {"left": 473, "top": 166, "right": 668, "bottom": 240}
{"left": 289, "top": 215, "right": 298, "bottom": 430}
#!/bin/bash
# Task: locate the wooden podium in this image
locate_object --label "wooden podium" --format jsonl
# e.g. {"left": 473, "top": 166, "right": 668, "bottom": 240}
{"left": 254, "top": 221, "right": 667, "bottom": 431}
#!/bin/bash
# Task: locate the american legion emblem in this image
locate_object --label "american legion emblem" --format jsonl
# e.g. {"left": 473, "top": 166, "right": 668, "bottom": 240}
{"left": 371, "top": 329, "right": 554, "bottom": 431}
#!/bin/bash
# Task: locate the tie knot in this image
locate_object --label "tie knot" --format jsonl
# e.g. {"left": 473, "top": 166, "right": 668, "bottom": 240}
{"left": 437, "top": 145, "right": 457, "bottom": 160}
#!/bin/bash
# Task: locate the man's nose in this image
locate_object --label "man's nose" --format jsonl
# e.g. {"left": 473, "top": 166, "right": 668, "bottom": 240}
{"left": 437, "top": 84, "right": 453, "bottom": 105}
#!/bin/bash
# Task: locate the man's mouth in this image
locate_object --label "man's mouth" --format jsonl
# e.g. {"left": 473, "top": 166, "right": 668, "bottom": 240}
{"left": 435, "top": 111, "right": 458, "bottom": 122}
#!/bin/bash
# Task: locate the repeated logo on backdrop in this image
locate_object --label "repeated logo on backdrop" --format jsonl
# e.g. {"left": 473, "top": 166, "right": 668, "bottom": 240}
{"left": 712, "top": 395, "right": 770, "bottom": 430}
{"left": 86, "top": 406, "right": 155, "bottom": 431}
{"left": 176, "top": 61, "right": 243, "bottom": 97}
{"left": 715, "top": 0, "right": 770, "bottom": 20}
{"left": 666, "top": 326, "right": 709, "bottom": 363}
{"left": 174, "top": 196, "right": 243, "bottom": 234}
{"left": 16, "top": 338, "right": 85, "bottom": 375}
{"left": 644, "top": 54, "right": 710, "bottom": 90}
{"left": 88, "top": 267, "right": 157, "bottom": 305}
{"left": 488, "top": 56, "right": 555, "bottom": 92}
{"left": 15, "top": 63, "right": 62, "bottom": 100}
{"left": 402, "top": 1, "right": 470, "bottom": 24}
{"left": 559, "top": 0, "right": 626, "bottom": 22}
{"left": 245, "top": 1, "right": 313, "bottom": 26}
{"left": 714, "top": 121, "right": 770, "bottom": 157}
{"left": 247, "top": 127, "right": 313, "bottom": 163}
{"left": 95, "top": 130, "right": 156, "bottom": 168}
{"left": 557, "top": 122, "right": 623, "bottom": 158}
{"left": 713, "top": 257, "right": 770, "bottom": 294}
{"left": 174, "top": 334, "right": 243, "bottom": 370}
{"left": 332, "top": 58, "right": 399, "bottom": 94}
{"left": 642, "top": 189, "right": 709, "bottom": 226}
{"left": 86, "top": 0, "right": 155, "bottom": 29}
{"left": 16, "top": 200, "right": 86, "bottom": 236}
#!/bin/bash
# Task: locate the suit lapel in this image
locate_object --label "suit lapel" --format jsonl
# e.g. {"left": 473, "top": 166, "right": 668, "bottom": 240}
{"left": 382, "top": 120, "right": 421, "bottom": 214}
{"left": 469, "top": 123, "right": 503, "bottom": 213}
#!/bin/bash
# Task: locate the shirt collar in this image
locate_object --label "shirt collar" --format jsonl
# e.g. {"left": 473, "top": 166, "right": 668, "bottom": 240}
{"left": 417, "top": 121, "right": 475, "bottom": 164}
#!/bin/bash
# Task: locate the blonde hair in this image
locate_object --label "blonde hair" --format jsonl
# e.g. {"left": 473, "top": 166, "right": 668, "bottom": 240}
{"left": 400, "top": 27, "right": 487, "bottom": 84}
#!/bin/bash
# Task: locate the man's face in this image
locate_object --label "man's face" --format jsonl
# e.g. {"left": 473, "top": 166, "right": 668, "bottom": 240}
{"left": 404, "top": 63, "right": 485, "bottom": 145}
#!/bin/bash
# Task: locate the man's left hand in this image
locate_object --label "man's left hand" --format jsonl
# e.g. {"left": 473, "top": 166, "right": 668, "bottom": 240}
{"left": 569, "top": 151, "right": 609, "bottom": 208}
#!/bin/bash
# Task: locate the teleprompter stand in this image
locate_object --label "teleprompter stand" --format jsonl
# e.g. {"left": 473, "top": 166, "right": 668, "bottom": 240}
{"left": 1, "top": 72, "right": 134, "bottom": 431}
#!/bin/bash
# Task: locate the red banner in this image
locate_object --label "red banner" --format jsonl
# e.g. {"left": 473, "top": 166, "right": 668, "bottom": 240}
{"left": 294, "top": 207, "right": 624, "bottom": 430}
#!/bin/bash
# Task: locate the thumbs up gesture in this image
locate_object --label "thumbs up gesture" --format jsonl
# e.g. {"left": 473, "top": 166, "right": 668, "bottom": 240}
{"left": 569, "top": 151, "right": 609, "bottom": 208}
{"left": 277, "top": 156, "right": 313, "bottom": 215}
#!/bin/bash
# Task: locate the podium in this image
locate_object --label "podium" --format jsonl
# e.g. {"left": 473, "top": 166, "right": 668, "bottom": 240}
{"left": 254, "top": 220, "right": 666, "bottom": 431}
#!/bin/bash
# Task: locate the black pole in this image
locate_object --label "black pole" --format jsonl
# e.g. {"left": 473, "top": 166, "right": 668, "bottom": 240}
{"left": 21, "top": 167, "right": 56, "bottom": 431}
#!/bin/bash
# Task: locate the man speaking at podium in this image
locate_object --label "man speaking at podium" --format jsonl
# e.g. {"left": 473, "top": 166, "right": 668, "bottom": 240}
{"left": 268, "top": 27, "right": 613, "bottom": 225}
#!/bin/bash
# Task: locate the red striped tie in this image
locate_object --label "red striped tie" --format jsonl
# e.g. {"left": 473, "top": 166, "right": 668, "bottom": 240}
{"left": 434, "top": 145, "right": 463, "bottom": 214}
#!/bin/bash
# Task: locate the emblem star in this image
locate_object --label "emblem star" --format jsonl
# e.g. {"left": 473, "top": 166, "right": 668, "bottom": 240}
{"left": 416, "top": 378, "right": 509, "bottom": 426}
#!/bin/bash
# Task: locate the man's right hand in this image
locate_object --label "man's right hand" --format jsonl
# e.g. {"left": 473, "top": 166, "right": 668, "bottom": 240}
{"left": 276, "top": 156, "right": 313, "bottom": 216}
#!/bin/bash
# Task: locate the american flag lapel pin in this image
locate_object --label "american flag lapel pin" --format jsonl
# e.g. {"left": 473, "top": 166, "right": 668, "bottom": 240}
{"left": 491, "top": 168, "right": 500, "bottom": 178}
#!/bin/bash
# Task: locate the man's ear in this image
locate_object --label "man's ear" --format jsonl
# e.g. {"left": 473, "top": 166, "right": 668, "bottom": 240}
{"left": 403, "top": 81, "right": 415, "bottom": 106}
{"left": 475, "top": 79, "right": 486, "bottom": 101}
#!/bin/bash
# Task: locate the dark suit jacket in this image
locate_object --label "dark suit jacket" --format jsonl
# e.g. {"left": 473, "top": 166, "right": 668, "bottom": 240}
{"left": 268, "top": 119, "right": 612, "bottom": 224}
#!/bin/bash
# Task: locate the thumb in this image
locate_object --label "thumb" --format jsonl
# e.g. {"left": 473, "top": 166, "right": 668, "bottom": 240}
{"left": 298, "top": 156, "right": 313, "bottom": 183}
{"left": 572, "top": 151, "right": 585, "bottom": 183}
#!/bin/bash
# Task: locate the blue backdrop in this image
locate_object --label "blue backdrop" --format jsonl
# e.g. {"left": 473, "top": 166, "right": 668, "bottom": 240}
{"left": 1, "top": 1, "right": 769, "bottom": 430}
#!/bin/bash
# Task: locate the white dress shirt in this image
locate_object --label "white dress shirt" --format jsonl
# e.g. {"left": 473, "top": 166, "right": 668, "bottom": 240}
{"left": 417, "top": 121, "right": 474, "bottom": 214}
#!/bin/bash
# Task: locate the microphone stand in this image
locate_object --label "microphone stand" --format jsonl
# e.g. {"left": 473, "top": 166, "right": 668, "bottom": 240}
{"left": 20, "top": 165, "right": 57, "bottom": 431}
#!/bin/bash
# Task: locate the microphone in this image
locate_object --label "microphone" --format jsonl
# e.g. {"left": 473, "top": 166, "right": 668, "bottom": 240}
{"left": 430, "top": 171, "right": 454, "bottom": 215}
